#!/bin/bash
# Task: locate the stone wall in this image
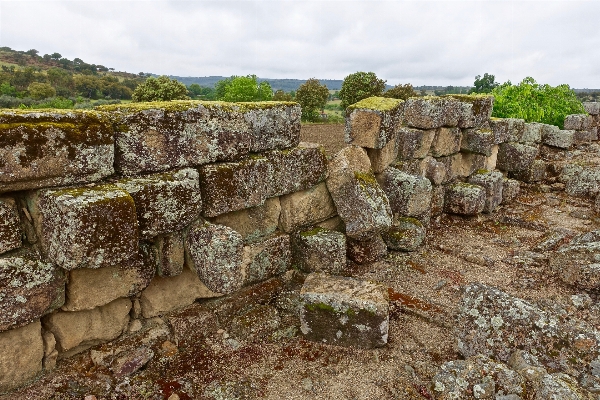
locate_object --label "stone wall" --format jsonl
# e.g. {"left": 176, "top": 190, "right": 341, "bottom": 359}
{"left": 0, "top": 98, "right": 598, "bottom": 393}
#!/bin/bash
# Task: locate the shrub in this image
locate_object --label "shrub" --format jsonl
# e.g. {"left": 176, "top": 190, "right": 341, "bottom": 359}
{"left": 216, "top": 75, "right": 273, "bottom": 102}
{"left": 384, "top": 83, "right": 417, "bottom": 100}
{"left": 28, "top": 82, "right": 56, "bottom": 100}
{"left": 132, "top": 75, "right": 189, "bottom": 102}
{"left": 296, "top": 78, "right": 329, "bottom": 122}
{"left": 339, "top": 72, "right": 386, "bottom": 109}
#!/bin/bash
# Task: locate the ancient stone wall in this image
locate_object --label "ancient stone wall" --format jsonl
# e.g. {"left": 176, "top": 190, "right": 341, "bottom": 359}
{"left": 0, "top": 97, "right": 598, "bottom": 393}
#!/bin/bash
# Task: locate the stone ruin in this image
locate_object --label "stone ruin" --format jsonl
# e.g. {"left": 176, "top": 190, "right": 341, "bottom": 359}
{"left": 1, "top": 96, "right": 600, "bottom": 397}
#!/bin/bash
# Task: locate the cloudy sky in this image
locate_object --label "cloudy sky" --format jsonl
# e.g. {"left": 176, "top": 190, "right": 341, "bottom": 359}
{"left": 1, "top": 1, "right": 598, "bottom": 87}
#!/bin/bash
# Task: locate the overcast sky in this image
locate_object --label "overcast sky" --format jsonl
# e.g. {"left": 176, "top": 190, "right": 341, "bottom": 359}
{"left": 1, "top": 1, "right": 598, "bottom": 87}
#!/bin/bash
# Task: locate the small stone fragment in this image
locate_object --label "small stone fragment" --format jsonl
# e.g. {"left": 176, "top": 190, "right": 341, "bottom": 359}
{"left": 291, "top": 227, "right": 346, "bottom": 274}
{"left": 382, "top": 217, "right": 426, "bottom": 251}
{"left": 468, "top": 170, "right": 504, "bottom": 213}
{"left": 444, "top": 182, "right": 486, "bottom": 215}
{"left": 111, "top": 346, "right": 154, "bottom": 378}
{"left": 345, "top": 97, "right": 404, "bottom": 149}
{"left": 278, "top": 182, "right": 337, "bottom": 233}
{"left": 377, "top": 168, "right": 432, "bottom": 217}
{"left": 0, "top": 197, "right": 21, "bottom": 255}
{"left": 346, "top": 235, "right": 388, "bottom": 264}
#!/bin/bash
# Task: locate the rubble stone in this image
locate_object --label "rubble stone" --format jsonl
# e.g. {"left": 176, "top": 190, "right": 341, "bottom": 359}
{"left": 460, "top": 128, "right": 494, "bottom": 156}
{"left": 565, "top": 168, "right": 600, "bottom": 198}
{"left": 382, "top": 217, "right": 426, "bottom": 251}
{"left": 291, "top": 227, "right": 346, "bottom": 274}
{"left": 377, "top": 168, "right": 432, "bottom": 217}
{"left": 242, "top": 233, "right": 291, "bottom": 286}
{"left": 0, "top": 197, "right": 21, "bottom": 255}
{"left": 213, "top": 197, "right": 281, "bottom": 242}
{"left": 510, "top": 159, "right": 546, "bottom": 183}
{"left": 501, "top": 179, "right": 520, "bottom": 204}
{"left": 396, "top": 127, "right": 436, "bottom": 160}
{"left": 550, "top": 241, "right": 600, "bottom": 289}
{"left": 299, "top": 273, "right": 389, "bottom": 348}
{"left": 542, "top": 125, "right": 574, "bottom": 149}
{"left": 468, "top": 170, "right": 504, "bottom": 213}
{"left": 279, "top": 182, "right": 337, "bottom": 233}
{"left": 0, "top": 320, "right": 44, "bottom": 393}
{"left": 496, "top": 142, "right": 539, "bottom": 172}
{"left": 345, "top": 97, "right": 404, "bottom": 149}
{"left": 346, "top": 235, "right": 388, "bottom": 264}
{"left": 444, "top": 182, "right": 485, "bottom": 215}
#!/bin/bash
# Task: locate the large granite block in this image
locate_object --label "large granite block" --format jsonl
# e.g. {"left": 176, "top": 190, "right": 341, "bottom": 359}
{"left": 542, "top": 125, "right": 574, "bottom": 149}
{"left": 213, "top": 197, "right": 281, "bottom": 243}
{"left": 444, "top": 182, "right": 486, "bottom": 215}
{"left": 396, "top": 127, "right": 436, "bottom": 160}
{"left": 0, "top": 197, "right": 21, "bottom": 255}
{"left": 345, "top": 97, "right": 404, "bottom": 149}
{"left": 510, "top": 159, "right": 546, "bottom": 183}
{"left": 496, "top": 142, "right": 539, "bottom": 172}
{"left": 279, "top": 182, "right": 337, "bottom": 233}
{"left": 242, "top": 233, "right": 291, "bottom": 286}
{"left": 0, "top": 321, "right": 44, "bottom": 393}
{"left": 468, "top": 170, "right": 504, "bottom": 213}
{"left": 242, "top": 102, "right": 301, "bottom": 152}
{"left": 489, "top": 118, "right": 525, "bottom": 143}
{"left": 460, "top": 128, "right": 494, "bottom": 156}
{"left": 28, "top": 185, "right": 139, "bottom": 270}
{"left": 403, "top": 97, "right": 452, "bottom": 129}
{"left": 291, "top": 227, "right": 346, "bottom": 274}
{"left": 378, "top": 168, "right": 432, "bottom": 217}
{"left": 429, "top": 127, "right": 461, "bottom": 157}
{"left": 564, "top": 114, "right": 592, "bottom": 130}
{"left": 521, "top": 122, "right": 543, "bottom": 144}
{"left": 366, "top": 134, "right": 400, "bottom": 174}
{"left": 446, "top": 94, "right": 494, "bottom": 128}
{"left": 0, "top": 110, "right": 114, "bottom": 193}
{"left": 459, "top": 152, "right": 486, "bottom": 177}
{"left": 436, "top": 153, "right": 463, "bottom": 183}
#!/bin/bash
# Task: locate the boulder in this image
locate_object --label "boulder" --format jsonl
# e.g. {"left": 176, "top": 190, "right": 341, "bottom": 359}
{"left": 291, "top": 227, "right": 346, "bottom": 274}
{"left": 0, "top": 196, "right": 21, "bottom": 255}
{"left": 345, "top": 97, "right": 404, "bottom": 149}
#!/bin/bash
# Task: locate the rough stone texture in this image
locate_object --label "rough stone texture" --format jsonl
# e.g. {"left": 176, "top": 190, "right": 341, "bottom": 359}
{"left": 185, "top": 220, "right": 244, "bottom": 295}
{"left": 501, "top": 178, "right": 520, "bottom": 204}
{"left": 154, "top": 232, "right": 185, "bottom": 277}
{"left": 564, "top": 114, "right": 592, "bottom": 130}
{"left": 584, "top": 102, "right": 600, "bottom": 115}
{"left": 510, "top": 159, "right": 546, "bottom": 183}
{"left": 0, "top": 254, "right": 65, "bottom": 332}
{"left": 457, "top": 283, "right": 600, "bottom": 380}
{"left": 565, "top": 168, "right": 600, "bottom": 198}
{"left": 347, "top": 235, "right": 388, "bottom": 264}
{"left": 43, "top": 297, "right": 131, "bottom": 356}
{"left": 242, "top": 233, "right": 291, "bottom": 286}
{"left": 429, "top": 127, "right": 462, "bottom": 157}
{"left": 42, "top": 330, "right": 57, "bottom": 371}
{"left": 392, "top": 158, "right": 425, "bottom": 177}
{"left": 574, "top": 129, "right": 596, "bottom": 144}
{"left": 484, "top": 144, "right": 499, "bottom": 170}
{"left": 458, "top": 152, "right": 486, "bottom": 178}
{"left": 316, "top": 215, "right": 346, "bottom": 232}
{"left": 468, "top": 170, "right": 504, "bottom": 213}
{"left": 114, "top": 168, "right": 202, "bottom": 239}
{"left": 436, "top": 154, "right": 463, "bottom": 183}
{"left": 430, "top": 185, "right": 445, "bottom": 216}
{"left": 366, "top": 135, "right": 400, "bottom": 174}
{"left": 377, "top": 168, "right": 432, "bottom": 218}
{"left": 403, "top": 97, "right": 459, "bottom": 129}
{"left": 0, "top": 197, "right": 21, "bottom": 255}
{"left": 489, "top": 118, "right": 525, "bottom": 144}
{"left": 265, "top": 143, "right": 328, "bottom": 197}
{"left": 521, "top": 122, "right": 544, "bottom": 144}
{"left": 213, "top": 197, "right": 281, "bottom": 243}
{"left": 446, "top": 94, "right": 494, "bottom": 128}
{"left": 279, "top": 182, "right": 337, "bottom": 233}
{"left": 291, "top": 227, "right": 346, "bottom": 274}
{"left": 542, "top": 124, "right": 574, "bottom": 149}
{"left": 444, "top": 182, "right": 486, "bottom": 216}
{"left": 0, "top": 320, "right": 43, "bottom": 393}
{"left": 139, "top": 265, "right": 221, "bottom": 319}
{"left": 549, "top": 241, "right": 600, "bottom": 289}
{"left": 28, "top": 185, "right": 139, "bottom": 270}
{"left": 345, "top": 97, "right": 404, "bottom": 149}
{"left": 396, "top": 127, "right": 436, "bottom": 160}
{"left": 423, "top": 157, "right": 447, "bottom": 185}
{"left": 496, "top": 142, "right": 539, "bottom": 172}
{"left": 460, "top": 128, "right": 494, "bottom": 156}
{"left": 199, "top": 156, "right": 272, "bottom": 217}
{"left": 0, "top": 110, "right": 114, "bottom": 193}
{"left": 98, "top": 101, "right": 300, "bottom": 175}
{"left": 299, "top": 273, "right": 389, "bottom": 348}
{"left": 382, "top": 217, "right": 426, "bottom": 251}
{"left": 326, "top": 146, "right": 392, "bottom": 240}
{"left": 596, "top": 194, "right": 600, "bottom": 215}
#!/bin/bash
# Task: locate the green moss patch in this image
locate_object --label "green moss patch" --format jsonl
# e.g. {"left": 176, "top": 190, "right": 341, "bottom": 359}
{"left": 347, "top": 96, "right": 403, "bottom": 112}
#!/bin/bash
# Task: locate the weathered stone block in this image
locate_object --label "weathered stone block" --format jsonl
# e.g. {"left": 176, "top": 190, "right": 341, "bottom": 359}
{"left": 300, "top": 273, "right": 389, "bottom": 348}
{"left": 596, "top": 194, "right": 600, "bottom": 215}
{"left": 391, "top": 158, "right": 425, "bottom": 177}
{"left": 199, "top": 156, "right": 272, "bottom": 217}
{"left": 345, "top": 97, "right": 404, "bottom": 149}
{"left": 28, "top": 185, "right": 139, "bottom": 270}
{"left": 496, "top": 142, "right": 539, "bottom": 172}
{"left": 468, "top": 170, "right": 504, "bottom": 213}
{"left": 326, "top": 146, "right": 392, "bottom": 240}
{"left": 279, "top": 182, "right": 337, "bottom": 233}
{"left": 139, "top": 265, "right": 221, "bottom": 319}
{"left": 584, "top": 102, "right": 600, "bottom": 115}
{"left": 366, "top": 135, "right": 400, "bottom": 174}
{"left": 490, "top": 118, "right": 525, "bottom": 143}
{"left": 429, "top": 127, "right": 462, "bottom": 157}
{"left": 460, "top": 128, "right": 494, "bottom": 156}
{"left": 0, "top": 320, "right": 43, "bottom": 393}
{"left": 0, "top": 110, "right": 114, "bottom": 193}
{"left": 436, "top": 153, "right": 463, "bottom": 183}
{"left": 382, "top": 217, "right": 426, "bottom": 251}
{"left": 242, "top": 233, "right": 291, "bottom": 286}
{"left": 403, "top": 97, "right": 459, "bottom": 129}
{"left": 396, "top": 127, "right": 436, "bottom": 160}
{"left": 446, "top": 94, "right": 494, "bottom": 128}
{"left": 265, "top": 143, "right": 328, "bottom": 197}
{"left": 444, "top": 182, "right": 486, "bottom": 215}
{"left": 431, "top": 185, "right": 445, "bottom": 216}
{"left": 291, "top": 227, "right": 346, "bottom": 274}
{"left": 423, "top": 157, "right": 447, "bottom": 185}
{"left": 542, "top": 125, "right": 574, "bottom": 149}
{"left": 484, "top": 144, "right": 499, "bottom": 171}
{"left": 185, "top": 221, "right": 244, "bottom": 295}
{"left": 565, "top": 168, "right": 600, "bottom": 197}
{"left": 347, "top": 235, "right": 388, "bottom": 264}
{"left": 550, "top": 241, "right": 600, "bottom": 289}
{"left": 154, "top": 232, "right": 185, "bottom": 277}
{"left": 0, "top": 255, "right": 65, "bottom": 332}
{"left": 501, "top": 178, "right": 520, "bottom": 204}
{"left": 510, "top": 159, "right": 546, "bottom": 183}
{"left": 458, "top": 152, "right": 486, "bottom": 178}
{"left": 377, "top": 168, "right": 432, "bottom": 217}
{"left": 316, "top": 215, "right": 346, "bottom": 232}
{"left": 113, "top": 168, "right": 201, "bottom": 239}
{"left": 99, "top": 101, "right": 300, "bottom": 175}
{"left": 213, "top": 197, "right": 281, "bottom": 243}
{"left": 521, "top": 122, "right": 543, "bottom": 144}
{"left": 0, "top": 197, "right": 21, "bottom": 255}
{"left": 573, "top": 129, "right": 595, "bottom": 144}
{"left": 564, "top": 114, "right": 592, "bottom": 130}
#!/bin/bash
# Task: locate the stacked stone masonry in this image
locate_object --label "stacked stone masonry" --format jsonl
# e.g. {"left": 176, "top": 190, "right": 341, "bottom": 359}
{"left": 0, "top": 97, "right": 599, "bottom": 393}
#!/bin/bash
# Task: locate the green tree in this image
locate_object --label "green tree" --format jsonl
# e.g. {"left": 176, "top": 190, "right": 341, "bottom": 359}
{"left": 132, "top": 75, "right": 189, "bottom": 102}
{"left": 188, "top": 83, "right": 203, "bottom": 98}
{"left": 471, "top": 73, "right": 498, "bottom": 94}
{"left": 28, "top": 82, "right": 56, "bottom": 99}
{"left": 272, "top": 89, "right": 293, "bottom": 101}
{"left": 339, "top": 71, "right": 386, "bottom": 109}
{"left": 0, "top": 82, "right": 16, "bottom": 96}
{"left": 25, "top": 49, "right": 39, "bottom": 57}
{"left": 491, "top": 77, "right": 585, "bottom": 128}
{"left": 217, "top": 75, "right": 273, "bottom": 102}
{"left": 384, "top": 83, "right": 417, "bottom": 100}
{"left": 50, "top": 52, "right": 62, "bottom": 60}
{"left": 295, "top": 78, "right": 329, "bottom": 121}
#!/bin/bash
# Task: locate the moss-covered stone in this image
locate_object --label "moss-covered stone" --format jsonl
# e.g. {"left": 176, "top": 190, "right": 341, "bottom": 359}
{"left": 345, "top": 97, "right": 404, "bottom": 149}
{"left": 292, "top": 228, "right": 346, "bottom": 274}
{"left": 242, "top": 233, "right": 291, "bottom": 286}
{"left": 403, "top": 97, "right": 461, "bottom": 129}
{"left": 382, "top": 217, "right": 426, "bottom": 252}
{"left": 0, "top": 109, "right": 114, "bottom": 193}
{"left": 0, "top": 196, "right": 21, "bottom": 255}
{"left": 444, "top": 182, "right": 486, "bottom": 216}
{"left": 445, "top": 94, "right": 494, "bottom": 128}
{"left": 377, "top": 168, "right": 432, "bottom": 218}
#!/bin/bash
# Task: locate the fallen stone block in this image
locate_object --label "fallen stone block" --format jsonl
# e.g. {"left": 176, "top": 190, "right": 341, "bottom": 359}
{"left": 326, "top": 146, "right": 392, "bottom": 240}
{"left": 549, "top": 241, "right": 600, "bottom": 290}
{"left": 444, "top": 182, "right": 486, "bottom": 215}
{"left": 291, "top": 227, "right": 346, "bottom": 274}
{"left": 542, "top": 124, "right": 574, "bottom": 149}
{"left": 199, "top": 156, "right": 272, "bottom": 217}
{"left": 460, "top": 128, "right": 494, "bottom": 156}
{"left": 468, "top": 170, "right": 504, "bottom": 213}
{"left": 0, "top": 254, "right": 65, "bottom": 332}
{"left": 564, "top": 114, "right": 592, "bottom": 131}
{"left": 299, "top": 273, "right": 389, "bottom": 348}
{"left": 346, "top": 235, "right": 388, "bottom": 264}
{"left": 377, "top": 168, "right": 432, "bottom": 217}
{"left": 382, "top": 217, "right": 426, "bottom": 251}
{"left": 565, "top": 168, "right": 600, "bottom": 198}
{"left": 496, "top": 142, "right": 539, "bottom": 172}
{"left": 501, "top": 179, "right": 520, "bottom": 204}
{"left": 154, "top": 232, "right": 185, "bottom": 277}
{"left": 446, "top": 94, "right": 494, "bottom": 128}
{"left": 28, "top": 184, "right": 139, "bottom": 270}
{"left": 429, "top": 127, "right": 462, "bottom": 157}
{"left": 0, "top": 196, "right": 21, "bottom": 255}
{"left": 279, "top": 182, "right": 337, "bottom": 233}
{"left": 0, "top": 110, "right": 114, "bottom": 193}
{"left": 212, "top": 197, "right": 281, "bottom": 243}
{"left": 0, "top": 320, "right": 44, "bottom": 393}
{"left": 366, "top": 135, "right": 400, "bottom": 174}
{"left": 242, "top": 233, "right": 291, "bottom": 286}
{"left": 345, "top": 97, "right": 404, "bottom": 149}
{"left": 584, "top": 102, "right": 600, "bottom": 115}
{"left": 510, "top": 159, "right": 546, "bottom": 183}
{"left": 185, "top": 220, "right": 244, "bottom": 295}
{"left": 396, "top": 127, "right": 436, "bottom": 160}
{"left": 458, "top": 152, "right": 486, "bottom": 178}
{"left": 265, "top": 142, "right": 328, "bottom": 197}
{"left": 114, "top": 168, "right": 202, "bottom": 239}
{"left": 521, "top": 122, "right": 543, "bottom": 144}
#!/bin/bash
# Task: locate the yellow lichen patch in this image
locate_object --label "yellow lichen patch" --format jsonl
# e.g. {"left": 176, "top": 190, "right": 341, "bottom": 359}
{"left": 96, "top": 100, "right": 298, "bottom": 114}
{"left": 347, "top": 97, "right": 403, "bottom": 112}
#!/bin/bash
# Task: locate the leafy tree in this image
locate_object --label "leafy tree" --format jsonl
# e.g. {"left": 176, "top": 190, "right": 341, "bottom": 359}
{"left": 384, "top": 83, "right": 417, "bottom": 100}
{"left": 272, "top": 89, "right": 293, "bottom": 101}
{"left": 132, "top": 75, "right": 189, "bottom": 102}
{"left": 491, "top": 77, "right": 585, "bottom": 129}
{"left": 0, "top": 82, "right": 16, "bottom": 96}
{"left": 295, "top": 78, "right": 329, "bottom": 121}
{"left": 28, "top": 82, "right": 56, "bottom": 99}
{"left": 216, "top": 75, "right": 273, "bottom": 102}
{"left": 25, "top": 49, "right": 39, "bottom": 57}
{"left": 50, "top": 52, "right": 62, "bottom": 60}
{"left": 188, "top": 83, "right": 203, "bottom": 98}
{"left": 339, "top": 71, "right": 386, "bottom": 109}
{"left": 471, "top": 73, "right": 498, "bottom": 94}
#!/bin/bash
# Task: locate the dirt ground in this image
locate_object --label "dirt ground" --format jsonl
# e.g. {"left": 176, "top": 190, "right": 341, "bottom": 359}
{"left": 5, "top": 127, "right": 600, "bottom": 400}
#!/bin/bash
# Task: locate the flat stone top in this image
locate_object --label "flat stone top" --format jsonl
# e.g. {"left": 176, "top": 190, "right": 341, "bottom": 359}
{"left": 0, "top": 108, "right": 109, "bottom": 124}
{"left": 347, "top": 96, "right": 404, "bottom": 112}
{"left": 43, "top": 184, "right": 131, "bottom": 206}
{"left": 96, "top": 100, "right": 299, "bottom": 114}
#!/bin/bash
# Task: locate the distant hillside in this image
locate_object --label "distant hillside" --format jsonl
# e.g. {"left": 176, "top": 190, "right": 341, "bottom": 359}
{"left": 168, "top": 76, "right": 345, "bottom": 92}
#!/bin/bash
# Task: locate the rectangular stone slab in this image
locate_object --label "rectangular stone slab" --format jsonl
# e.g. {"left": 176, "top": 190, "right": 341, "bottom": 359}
{"left": 0, "top": 109, "right": 114, "bottom": 193}
{"left": 300, "top": 272, "right": 389, "bottom": 348}
{"left": 446, "top": 95, "right": 494, "bottom": 129}
{"left": 278, "top": 182, "right": 337, "bottom": 233}
{"left": 0, "top": 320, "right": 44, "bottom": 393}
{"left": 241, "top": 233, "right": 291, "bottom": 286}
{"left": 345, "top": 97, "right": 404, "bottom": 149}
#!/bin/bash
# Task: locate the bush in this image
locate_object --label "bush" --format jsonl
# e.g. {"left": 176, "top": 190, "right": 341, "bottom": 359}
{"left": 216, "top": 75, "right": 273, "bottom": 102}
{"left": 384, "top": 83, "right": 417, "bottom": 100}
{"left": 339, "top": 72, "right": 386, "bottom": 109}
{"left": 132, "top": 75, "right": 189, "bottom": 102}
{"left": 28, "top": 82, "right": 56, "bottom": 100}
{"left": 273, "top": 89, "right": 293, "bottom": 101}
{"left": 491, "top": 77, "right": 585, "bottom": 129}
{"left": 296, "top": 78, "right": 329, "bottom": 122}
